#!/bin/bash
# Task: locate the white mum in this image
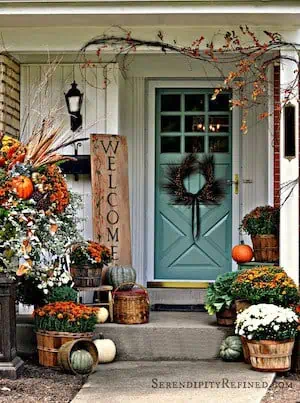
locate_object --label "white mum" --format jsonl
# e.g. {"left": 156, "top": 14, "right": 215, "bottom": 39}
{"left": 235, "top": 304, "right": 298, "bottom": 340}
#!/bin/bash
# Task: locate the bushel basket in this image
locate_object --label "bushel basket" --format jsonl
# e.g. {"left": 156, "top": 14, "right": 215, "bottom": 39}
{"left": 247, "top": 339, "right": 294, "bottom": 372}
{"left": 113, "top": 282, "right": 150, "bottom": 324}
{"left": 36, "top": 330, "right": 94, "bottom": 368}
{"left": 70, "top": 264, "right": 103, "bottom": 288}
{"left": 251, "top": 235, "right": 279, "bottom": 263}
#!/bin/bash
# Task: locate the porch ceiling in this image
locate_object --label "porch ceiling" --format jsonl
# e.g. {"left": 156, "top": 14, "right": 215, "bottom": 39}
{"left": 0, "top": 12, "right": 300, "bottom": 28}
{"left": 0, "top": 1, "right": 300, "bottom": 28}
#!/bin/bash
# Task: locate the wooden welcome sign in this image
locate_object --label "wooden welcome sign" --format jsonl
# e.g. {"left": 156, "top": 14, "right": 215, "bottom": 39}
{"left": 90, "top": 134, "right": 132, "bottom": 265}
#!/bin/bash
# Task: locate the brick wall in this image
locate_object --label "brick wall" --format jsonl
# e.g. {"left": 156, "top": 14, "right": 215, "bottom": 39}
{"left": 273, "top": 65, "right": 280, "bottom": 207}
{"left": 0, "top": 55, "right": 20, "bottom": 139}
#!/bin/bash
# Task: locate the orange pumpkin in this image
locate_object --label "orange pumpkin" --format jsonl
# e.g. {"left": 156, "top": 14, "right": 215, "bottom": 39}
{"left": 232, "top": 243, "right": 253, "bottom": 264}
{"left": 11, "top": 176, "right": 34, "bottom": 200}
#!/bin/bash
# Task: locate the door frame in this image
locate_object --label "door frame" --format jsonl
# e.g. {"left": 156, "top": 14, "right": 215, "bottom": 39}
{"left": 145, "top": 79, "right": 241, "bottom": 284}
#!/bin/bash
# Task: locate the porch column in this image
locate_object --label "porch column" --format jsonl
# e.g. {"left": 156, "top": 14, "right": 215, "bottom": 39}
{"left": 279, "top": 50, "right": 299, "bottom": 284}
{"left": 0, "top": 54, "right": 20, "bottom": 139}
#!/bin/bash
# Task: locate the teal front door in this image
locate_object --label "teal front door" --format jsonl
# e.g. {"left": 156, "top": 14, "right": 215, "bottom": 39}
{"left": 155, "top": 89, "right": 232, "bottom": 281}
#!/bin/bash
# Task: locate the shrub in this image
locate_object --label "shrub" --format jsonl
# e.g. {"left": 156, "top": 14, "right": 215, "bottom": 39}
{"left": 231, "top": 266, "right": 299, "bottom": 306}
{"left": 235, "top": 304, "right": 298, "bottom": 341}
{"left": 70, "top": 241, "right": 111, "bottom": 266}
{"left": 205, "top": 271, "right": 239, "bottom": 315}
{"left": 34, "top": 302, "right": 98, "bottom": 333}
{"left": 48, "top": 286, "right": 78, "bottom": 303}
{"left": 240, "top": 205, "right": 279, "bottom": 236}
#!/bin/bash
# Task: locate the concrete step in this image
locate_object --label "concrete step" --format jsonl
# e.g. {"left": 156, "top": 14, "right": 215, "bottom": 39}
{"left": 148, "top": 288, "right": 207, "bottom": 306}
{"left": 94, "top": 312, "right": 232, "bottom": 361}
{"left": 17, "top": 312, "right": 232, "bottom": 361}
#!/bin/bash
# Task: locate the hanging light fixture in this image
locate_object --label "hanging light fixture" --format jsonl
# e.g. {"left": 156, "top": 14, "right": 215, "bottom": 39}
{"left": 64, "top": 81, "right": 84, "bottom": 132}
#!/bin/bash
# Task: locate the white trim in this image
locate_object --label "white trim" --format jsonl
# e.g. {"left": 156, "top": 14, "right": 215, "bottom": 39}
{"left": 146, "top": 79, "right": 241, "bottom": 282}
{"left": 267, "top": 67, "right": 274, "bottom": 205}
{"left": 279, "top": 50, "right": 299, "bottom": 284}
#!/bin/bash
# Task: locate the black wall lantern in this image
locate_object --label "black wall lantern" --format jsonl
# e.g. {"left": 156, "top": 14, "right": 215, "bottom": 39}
{"left": 65, "top": 81, "right": 84, "bottom": 132}
{"left": 284, "top": 102, "right": 296, "bottom": 161}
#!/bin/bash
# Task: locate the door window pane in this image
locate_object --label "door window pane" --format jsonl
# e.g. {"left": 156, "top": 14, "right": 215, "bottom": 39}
{"left": 208, "top": 116, "right": 229, "bottom": 133}
{"left": 209, "top": 137, "right": 229, "bottom": 153}
{"left": 161, "top": 136, "right": 181, "bottom": 153}
{"left": 209, "top": 94, "right": 230, "bottom": 111}
{"left": 161, "top": 94, "right": 181, "bottom": 112}
{"left": 185, "top": 136, "right": 204, "bottom": 153}
{"left": 185, "top": 116, "right": 205, "bottom": 132}
{"left": 161, "top": 116, "right": 181, "bottom": 132}
{"left": 185, "top": 94, "right": 205, "bottom": 111}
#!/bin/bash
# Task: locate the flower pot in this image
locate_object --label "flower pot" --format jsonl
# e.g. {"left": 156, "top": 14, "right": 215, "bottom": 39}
{"left": 240, "top": 336, "right": 251, "bottom": 364}
{"left": 70, "top": 264, "right": 103, "bottom": 288}
{"left": 247, "top": 339, "right": 295, "bottom": 372}
{"left": 235, "top": 299, "right": 251, "bottom": 313}
{"left": 36, "top": 330, "right": 94, "bottom": 368}
{"left": 251, "top": 235, "right": 279, "bottom": 263}
{"left": 216, "top": 305, "right": 237, "bottom": 326}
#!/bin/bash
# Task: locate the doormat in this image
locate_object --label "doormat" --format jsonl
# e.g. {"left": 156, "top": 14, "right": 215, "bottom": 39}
{"left": 151, "top": 304, "right": 206, "bottom": 312}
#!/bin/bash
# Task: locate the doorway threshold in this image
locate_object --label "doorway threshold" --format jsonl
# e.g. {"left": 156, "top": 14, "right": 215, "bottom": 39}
{"left": 147, "top": 281, "right": 210, "bottom": 289}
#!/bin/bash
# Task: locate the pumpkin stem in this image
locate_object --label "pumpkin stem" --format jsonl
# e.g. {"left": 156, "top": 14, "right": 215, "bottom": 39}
{"left": 240, "top": 240, "right": 245, "bottom": 245}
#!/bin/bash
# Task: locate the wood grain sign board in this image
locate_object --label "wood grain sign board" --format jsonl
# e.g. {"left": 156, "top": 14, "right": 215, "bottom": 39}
{"left": 90, "top": 134, "right": 132, "bottom": 266}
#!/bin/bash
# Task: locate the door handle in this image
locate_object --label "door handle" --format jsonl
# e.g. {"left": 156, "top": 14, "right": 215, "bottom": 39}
{"left": 226, "top": 174, "right": 239, "bottom": 195}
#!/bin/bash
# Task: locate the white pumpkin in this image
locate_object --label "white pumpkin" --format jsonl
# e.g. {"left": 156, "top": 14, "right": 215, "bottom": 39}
{"left": 96, "top": 307, "right": 109, "bottom": 324}
{"left": 94, "top": 338, "right": 116, "bottom": 363}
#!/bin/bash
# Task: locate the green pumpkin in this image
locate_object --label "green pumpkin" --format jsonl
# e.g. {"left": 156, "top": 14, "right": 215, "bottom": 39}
{"left": 219, "top": 336, "right": 243, "bottom": 362}
{"left": 70, "top": 349, "right": 94, "bottom": 375}
{"left": 107, "top": 265, "right": 136, "bottom": 290}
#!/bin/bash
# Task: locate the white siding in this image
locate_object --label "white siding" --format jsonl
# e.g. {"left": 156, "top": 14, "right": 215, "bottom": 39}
{"left": 20, "top": 63, "right": 119, "bottom": 239}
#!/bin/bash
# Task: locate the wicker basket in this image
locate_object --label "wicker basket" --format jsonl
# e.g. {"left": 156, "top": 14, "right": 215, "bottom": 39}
{"left": 36, "top": 330, "right": 94, "bottom": 368}
{"left": 70, "top": 264, "right": 103, "bottom": 288}
{"left": 113, "top": 282, "right": 150, "bottom": 324}
{"left": 247, "top": 339, "right": 295, "bottom": 372}
{"left": 216, "top": 305, "right": 236, "bottom": 327}
{"left": 251, "top": 235, "right": 279, "bottom": 263}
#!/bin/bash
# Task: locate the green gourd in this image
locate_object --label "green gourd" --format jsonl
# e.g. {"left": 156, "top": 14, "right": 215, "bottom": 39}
{"left": 70, "top": 349, "right": 94, "bottom": 374}
{"left": 107, "top": 265, "right": 136, "bottom": 290}
{"left": 219, "top": 336, "right": 243, "bottom": 362}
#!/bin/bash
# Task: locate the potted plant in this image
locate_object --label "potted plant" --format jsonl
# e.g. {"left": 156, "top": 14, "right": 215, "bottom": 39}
{"left": 235, "top": 304, "right": 298, "bottom": 372}
{"left": 34, "top": 301, "right": 98, "bottom": 367}
{"left": 69, "top": 241, "right": 112, "bottom": 288}
{"left": 205, "top": 271, "right": 239, "bottom": 326}
{"left": 231, "top": 266, "right": 299, "bottom": 311}
{"left": 240, "top": 205, "right": 279, "bottom": 262}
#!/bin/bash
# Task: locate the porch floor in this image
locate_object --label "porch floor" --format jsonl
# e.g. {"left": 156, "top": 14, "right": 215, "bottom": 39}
{"left": 72, "top": 360, "right": 275, "bottom": 403}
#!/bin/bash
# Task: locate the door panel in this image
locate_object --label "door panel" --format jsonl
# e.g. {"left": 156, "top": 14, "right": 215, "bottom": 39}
{"left": 155, "top": 89, "right": 232, "bottom": 281}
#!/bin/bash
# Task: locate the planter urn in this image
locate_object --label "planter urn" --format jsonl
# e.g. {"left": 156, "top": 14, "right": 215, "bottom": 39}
{"left": 0, "top": 273, "right": 24, "bottom": 379}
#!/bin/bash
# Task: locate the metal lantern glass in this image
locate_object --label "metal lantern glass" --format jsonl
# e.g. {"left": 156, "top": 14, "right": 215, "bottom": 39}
{"left": 65, "top": 81, "right": 84, "bottom": 132}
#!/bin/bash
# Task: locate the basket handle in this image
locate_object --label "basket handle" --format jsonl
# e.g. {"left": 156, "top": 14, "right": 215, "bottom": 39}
{"left": 113, "top": 282, "right": 149, "bottom": 304}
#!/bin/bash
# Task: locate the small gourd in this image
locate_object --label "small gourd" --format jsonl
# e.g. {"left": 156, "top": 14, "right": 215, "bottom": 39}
{"left": 70, "top": 349, "right": 94, "bottom": 374}
{"left": 219, "top": 336, "right": 243, "bottom": 362}
{"left": 94, "top": 337, "right": 117, "bottom": 364}
{"left": 96, "top": 307, "right": 109, "bottom": 323}
{"left": 107, "top": 265, "right": 136, "bottom": 290}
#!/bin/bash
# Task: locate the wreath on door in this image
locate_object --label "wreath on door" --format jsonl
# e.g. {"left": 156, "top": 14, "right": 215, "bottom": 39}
{"left": 162, "top": 154, "right": 226, "bottom": 241}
